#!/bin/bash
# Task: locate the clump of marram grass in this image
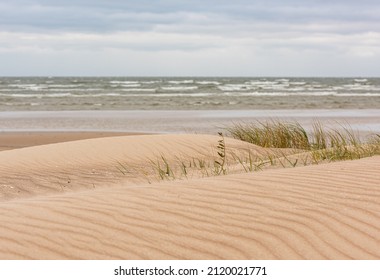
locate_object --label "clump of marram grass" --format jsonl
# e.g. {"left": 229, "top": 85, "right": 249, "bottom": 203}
{"left": 116, "top": 122, "right": 380, "bottom": 182}
{"left": 227, "top": 120, "right": 380, "bottom": 163}
{"left": 228, "top": 120, "right": 310, "bottom": 149}
{"left": 228, "top": 120, "right": 359, "bottom": 150}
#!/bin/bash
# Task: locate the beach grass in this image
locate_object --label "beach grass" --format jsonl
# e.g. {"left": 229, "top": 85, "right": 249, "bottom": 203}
{"left": 227, "top": 120, "right": 310, "bottom": 149}
{"left": 227, "top": 120, "right": 364, "bottom": 150}
{"left": 116, "top": 121, "right": 380, "bottom": 182}
{"left": 228, "top": 120, "right": 380, "bottom": 163}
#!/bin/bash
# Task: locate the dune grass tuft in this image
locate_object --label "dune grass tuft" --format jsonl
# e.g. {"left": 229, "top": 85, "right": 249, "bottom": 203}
{"left": 227, "top": 120, "right": 310, "bottom": 149}
{"left": 116, "top": 121, "right": 380, "bottom": 182}
{"left": 228, "top": 120, "right": 380, "bottom": 164}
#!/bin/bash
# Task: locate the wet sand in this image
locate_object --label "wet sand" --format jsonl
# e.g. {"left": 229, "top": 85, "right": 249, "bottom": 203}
{"left": 1, "top": 109, "right": 380, "bottom": 135}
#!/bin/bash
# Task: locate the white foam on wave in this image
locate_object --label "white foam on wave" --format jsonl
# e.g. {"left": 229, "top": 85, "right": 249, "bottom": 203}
{"left": 45, "top": 93, "right": 73, "bottom": 97}
{"left": 8, "top": 84, "right": 48, "bottom": 91}
{"left": 247, "top": 81, "right": 291, "bottom": 90}
{"left": 337, "top": 93, "right": 380, "bottom": 97}
{"left": 219, "top": 83, "right": 291, "bottom": 91}
{"left": 161, "top": 86, "right": 198, "bottom": 91}
{"left": 1, "top": 92, "right": 125, "bottom": 98}
{"left": 5, "top": 93, "right": 72, "bottom": 98}
{"left": 168, "top": 80, "right": 194, "bottom": 84}
{"left": 196, "top": 81, "right": 221, "bottom": 85}
{"left": 279, "top": 87, "right": 309, "bottom": 92}
{"left": 109, "top": 81, "right": 140, "bottom": 84}
{"left": 265, "top": 84, "right": 289, "bottom": 89}
{"left": 71, "top": 93, "right": 122, "bottom": 97}
{"left": 47, "top": 88, "right": 103, "bottom": 92}
{"left": 8, "top": 84, "right": 37, "bottom": 87}
{"left": 246, "top": 80, "right": 278, "bottom": 86}
{"left": 119, "top": 93, "right": 213, "bottom": 97}
{"left": 222, "top": 91, "right": 336, "bottom": 97}
{"left": 289, "top": 82, "right": 307, "bottom": 86}
{"left": 141, "top": 81, "right": 159, "bottom": 84}
{"left": 120, "top": 84, "right": 141, "bottom": 88}
{"left": 48, "top": 84, "right": 82, "bottom": 88}
{"left": 121, "top": 89, "right": 156, "bottom": 92}
{"left": 220, "top": 91, "right": 380, "bottom": 97}
{"left": 218, "top": 84, "right": 250, "bottom": 91}
{"left": 343, "top": 84, "right": 373, "bottom": 89}
{"left": 332, "top": 85, "right": 380, "bottom": 91}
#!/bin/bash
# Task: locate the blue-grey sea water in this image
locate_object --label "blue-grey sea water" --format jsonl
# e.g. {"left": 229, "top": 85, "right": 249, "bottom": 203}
{"left": 0, "top": 77, "right": 379, "bottom": 110}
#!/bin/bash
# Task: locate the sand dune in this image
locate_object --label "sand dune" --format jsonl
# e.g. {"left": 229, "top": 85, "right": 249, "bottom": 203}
{"left": 0, "top": 134, "right": 265, "bottom": 201}
{"left": 0, "top": 134, "right": 379, "bottom": 259}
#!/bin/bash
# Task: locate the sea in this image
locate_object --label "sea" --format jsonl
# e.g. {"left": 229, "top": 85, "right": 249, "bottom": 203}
{"left": 0, "top": 77, "right": 380, "bottom": 111}
{"left": 1, "top": 77, "right": 379, "bottom": 133}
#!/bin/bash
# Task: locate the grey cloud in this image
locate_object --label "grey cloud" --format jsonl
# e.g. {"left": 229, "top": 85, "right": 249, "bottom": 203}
{"left": 1, "top": 0, "right": 379, "bottom": 34}
{"left": 1, "top": 0, "right": 380, "bottom": 76}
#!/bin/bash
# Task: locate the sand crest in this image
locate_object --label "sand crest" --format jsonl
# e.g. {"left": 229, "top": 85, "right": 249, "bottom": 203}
{"left": 0, "top": 134, "right": 262, "bottom": 200}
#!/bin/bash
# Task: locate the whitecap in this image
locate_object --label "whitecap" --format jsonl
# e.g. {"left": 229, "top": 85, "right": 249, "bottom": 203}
{"left": 161, "top": 86, "right": 198, "bottom": 91}
{"left": 196, "top": 81, "right": 221, "bottom": 85}
{"left": 218, "top": 84, "right": 250, "bottom": 91}
{"left": 109, "top": 81, "right": 140, "bottom": 84}
{"left": 168, "top": 80, "right": 194, "bottom": 84}
{"left": 121, "top": 88, "right": 156, "bottom": 92}
{"left": 48, "top": 84, "right": 81, "bottom": 88}
{"left": 121, "top": 93, "right": 213, "bottom": 97}
{"left": 120, "top": 84, "right": 141, "bottom": 88}
{"left": 289, "top": 82, "right": 307, "bottom": 86}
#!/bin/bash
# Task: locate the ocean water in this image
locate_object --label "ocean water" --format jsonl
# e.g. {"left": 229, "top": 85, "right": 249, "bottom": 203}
{"left": 0, "top": 77, "right": 380, "bottom": 110}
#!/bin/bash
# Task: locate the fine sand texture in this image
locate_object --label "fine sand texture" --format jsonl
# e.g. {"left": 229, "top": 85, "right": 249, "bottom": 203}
{"left": 0, "top": 134, "right": 379, "bottom": 259}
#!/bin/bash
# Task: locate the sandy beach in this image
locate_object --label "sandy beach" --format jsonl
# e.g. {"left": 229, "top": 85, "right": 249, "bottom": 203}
{"left": 0, "top": 121, "right": 379, "bottom": 259}
{"left": 2, "top": 0, "right": 380, "bottom": 269}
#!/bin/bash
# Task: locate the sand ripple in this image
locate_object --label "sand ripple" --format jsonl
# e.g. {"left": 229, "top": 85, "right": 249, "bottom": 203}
{"left": 0, "top": 134, "right": 379, "bottom": 259}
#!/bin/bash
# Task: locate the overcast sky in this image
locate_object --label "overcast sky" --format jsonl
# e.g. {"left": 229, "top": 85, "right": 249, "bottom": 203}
{"left": 1, "top": 0, "right": 379, "bottom": 76}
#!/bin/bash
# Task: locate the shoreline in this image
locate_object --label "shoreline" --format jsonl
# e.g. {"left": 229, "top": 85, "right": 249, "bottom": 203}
{"left": 1, "top": 109, "right": 380, "bottom": 135}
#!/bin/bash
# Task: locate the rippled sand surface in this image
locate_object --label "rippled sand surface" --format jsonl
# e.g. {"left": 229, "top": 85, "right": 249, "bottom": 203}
{"left": 0, "top": 134, "right": 379, "bottom": 259}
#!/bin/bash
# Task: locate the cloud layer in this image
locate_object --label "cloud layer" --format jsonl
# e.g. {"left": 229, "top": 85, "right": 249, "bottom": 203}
{"left": 1, "top": 0, "right": 379, "bottom": 76}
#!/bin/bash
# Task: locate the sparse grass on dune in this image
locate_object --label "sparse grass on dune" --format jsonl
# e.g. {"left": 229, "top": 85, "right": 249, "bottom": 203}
{"left": 116, "top": 121, "right": 380, "bottom": 182}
